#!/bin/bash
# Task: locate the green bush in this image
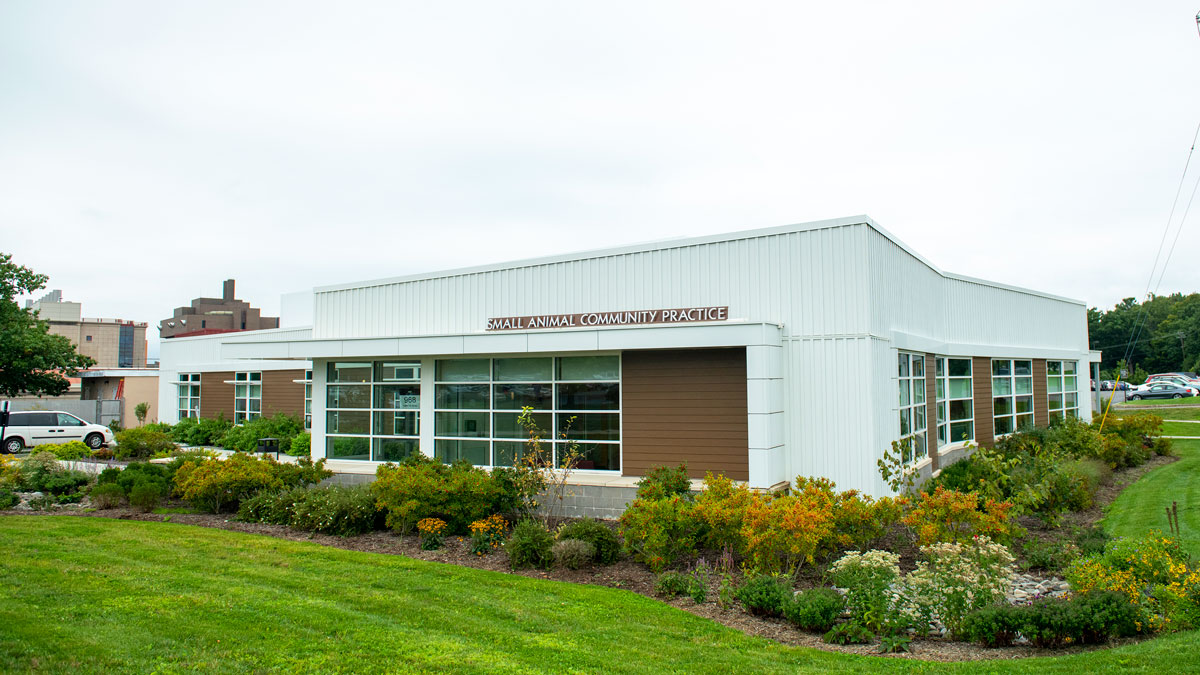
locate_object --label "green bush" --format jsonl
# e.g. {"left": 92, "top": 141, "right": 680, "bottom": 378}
{"left": 40, "top": 441, "right": 91, "bottom": 461}
{"left": 823, "top": 621, "right": 874, "bottom": 645}
{"left": 218, "top": 414, "right": 305, "bottom": 454}
{"left": 734, "top": 574, "right": 792, "bottom": 617}
{"left": 89, "top": 483, "right": 124, "bottom": 509}
{"left": 372, "top": 457, "right": 508, "bottom": 534}
{"left": 506, "top": 519, "right": 555, "bottom": 570}
{"left": 1074, "top": 525, "right": 1109, "bottom": 556}
{"left": 289, "top": 485, "right": 382, "bottom": 536}
{"left": 173, "top": 454, "right": 325, "bottom": 514}
{"left": 237, "top": 486, "right": 308, "bottom": 525}
{"left": 19, "top": 452, "right": 90, "bottom": 496}
{"left": 960, "top": 605, "right": 1023, "bottom": 648}
{"left": 783, "top": 588, "right": 844, "bottom": 632}
{"left": 116, "top": 462, "right": 170, "bottom": 496}
{"left": 114, "top": 427, "right": 178, "bottom": 460}
{"left": 96, "top": 466, "right": 122, "bottom": 486}
{"left": 556, "top": 518, "right": 620, "bottom": 565}
{"left": 635, "top": 463, "right": 692, "bottom": 501}
{"left": 618, "top": 495, "right": 701, "bottom": 572}
{"left": 552, "top": 539, "right": 596, "bottom": 570}
{"left": 171, "top": 415, "right": 233, "bottom": 447}
{"left": 290, "top": 432, "right": 311, "bottom": 457}
{"left": 0, "top": 488, "right": 17, "bottom": 510}
{"left": 1020, "top": 535, "right": 1079, "bottom": 573}
{"left": 653, "top": 571, "right": 695, "bottom": 598}
{"left": 129, "top": 479, "right": 167, "bottom": 512}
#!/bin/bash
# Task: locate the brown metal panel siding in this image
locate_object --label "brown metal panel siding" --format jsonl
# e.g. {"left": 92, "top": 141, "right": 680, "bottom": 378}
{"left": 262, "top": 369, "right": 306, "bottom": 418}
{"left": 621, "top": 348, "right": 749, "bottom": 481}
{"left": 1032, "top": 359, "right": 1049, "bottom": 427}
{"left": 200, "top": 371, "right": 235, "bottom": 421}
{"left": 972, "top": 357, "right": 995, "bottom": 447}
{"left": 925, "top": 354, "right": 939, "bottom": 470}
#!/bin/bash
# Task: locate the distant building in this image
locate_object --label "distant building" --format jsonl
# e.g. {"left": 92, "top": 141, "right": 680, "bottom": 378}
{"left": 27, "top": 290, "right": 148, "bottom": 368}
{"left": 158, "top": 279, "right": 280, "bottom": 339}
{"left": 79, "top": 368, "right": 161, "bottom": 428}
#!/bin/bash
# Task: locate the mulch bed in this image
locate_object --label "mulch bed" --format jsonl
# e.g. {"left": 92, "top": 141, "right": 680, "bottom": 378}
{"left": 2, "top": 452, "right": 1179, "bottom": 662}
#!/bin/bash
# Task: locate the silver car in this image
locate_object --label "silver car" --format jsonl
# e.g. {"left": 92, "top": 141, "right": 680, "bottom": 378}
{"left": 1128, "top": 382, "right": 1199, "bottom": 401}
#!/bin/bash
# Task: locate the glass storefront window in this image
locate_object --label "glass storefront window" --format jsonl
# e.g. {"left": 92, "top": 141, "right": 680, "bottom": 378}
{"left": 324, "top": 361, "right": 421, "bottom": 461}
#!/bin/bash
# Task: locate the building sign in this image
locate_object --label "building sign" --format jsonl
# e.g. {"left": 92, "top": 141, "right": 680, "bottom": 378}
{"left": 486, "top": 306, "right": 729, "bottom": 331}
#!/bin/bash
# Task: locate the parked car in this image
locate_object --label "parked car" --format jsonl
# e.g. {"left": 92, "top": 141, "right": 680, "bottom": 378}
{"left": 1128, "top": 382, "right": 1199, "bottom": 401}
{"left": 1145, "top": 374, "right": 1200, "bottom": 390}
{"left": 1, "top": 410, "right": 115, "bottom": 453}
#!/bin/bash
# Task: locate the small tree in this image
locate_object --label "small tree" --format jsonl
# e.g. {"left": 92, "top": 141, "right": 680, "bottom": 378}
{"left": 134, "top": 402, "right": 150, "bottom": 426}
{"left": 516, "top": 406, "right": 584, "bottom": 525}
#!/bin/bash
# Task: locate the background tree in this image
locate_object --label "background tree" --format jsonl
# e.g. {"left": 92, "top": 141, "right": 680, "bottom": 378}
{"left": 134, "top": 402, "right": 150, "bottom": 426}
{"left": 1089, "top": 293, "right": 1200, "bottom": 378}
{"left": 0, "top": 253, "right": 96, "bottom": 396}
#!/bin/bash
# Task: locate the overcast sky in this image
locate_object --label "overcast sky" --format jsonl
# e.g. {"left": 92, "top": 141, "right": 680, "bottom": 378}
{"left": 4, "top": 2, "right": 1200, "bottom": 357}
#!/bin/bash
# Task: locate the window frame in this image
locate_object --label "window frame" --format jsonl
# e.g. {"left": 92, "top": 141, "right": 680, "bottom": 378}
{"left": 896, "top": 352, "right": 928, "bottom": 464}
{"left": 935, "top": 357, "right": 974, "bottom": 447}
{"left": 177, "top": 373, "right": 201, "bottom": 420}
{"left": 233, "top": 371, "right": 262, "bottom": 425}
{"left": 992, "top": 359, "right": 1033, "bottom": 436}
{"left": 1046, "top": 360, "right": 1079, "bottom": 423}
{"left": 325, "top": 361, "right": 421, "bottom": 462}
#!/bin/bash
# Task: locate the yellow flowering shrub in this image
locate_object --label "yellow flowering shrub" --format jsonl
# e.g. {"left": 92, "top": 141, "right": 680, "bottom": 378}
{"left": 468, "top": 514, "right": 508, "bottom": 556}
{"left": 417, "top": 517, "right": 448, "bottom": 551}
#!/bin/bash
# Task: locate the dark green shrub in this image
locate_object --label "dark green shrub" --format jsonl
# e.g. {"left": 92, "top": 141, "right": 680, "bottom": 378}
{"left": 89, "top": 483, "right": 124, "bottom": 509}
{"left": 290, "top": 432, "right": 311, "bottom": 457}
{"left": 172, "top": 415, "right": 233, "bottom": 446}
{"left": 113, "top": 427, "right": 178, "bottom": 460}
{"left": 636, "top": 463, "right": 692, "bottom": 501}
{"left": 289, "top": 485, "right": 382, "bottom": 536}
{"left": 654, "top": 571, "right": 694, "bottom": 598}
{"left": 96, "top": 467, "right": 122, "bottom": 486}
{"left": 1076, "top": 591, "right": 1147, "bottom": 642}
{"left": 556, "top": 518, "right": 620, "bottom": 564}
{"left": 0, "top": 488, "right": 17, "bottom": 510}
{"left": 1074, "top": 524, "right": 1109, "bottom": 556}
{"left": 129, "top": 479, "right": 166, "bottom": 512}
{"left": 1020, "top": 535, "right": 1078, "bottom": 572}
{"left": 237, "top": 486, "right": 307, "bottom": 525}
{"left": 116, "top": 462, "right": 169, "bottom": 496}
{"left": 783, "top": 588, "right": 844, "bottom": 632}
{"left": 618, "top": 495, "right": 702, "bottom": 572}
{"left": 373, "top": 459, "right": 508, "bottom": 534}
{"left": 19, "top": 454, "right": 91, "bottom": 496}
{"left": 552, "top": 539, "right": 596, "bottom": 570}
{"left": 506, "top": 519, "right": 554, "bottom": 570}
{"left": 961, "top": 605, "right": 1023, "bottom": 647}
{"left": 734, "top": 574, "right": 791, "bottom": 617}
{"left": 924, "top": 455, "right": 990, "bottom": 494}
{"left": 824, "top": 621, "right": 874, "bottom": 645}
{"left": 218, "top": 414, "right": 305, "bottom": 454}
{"left": 172, "top": 454, "right": 325, "bottom": 513}
{"left": 1017, "top": 597, "right": 1086, "bottom": 647}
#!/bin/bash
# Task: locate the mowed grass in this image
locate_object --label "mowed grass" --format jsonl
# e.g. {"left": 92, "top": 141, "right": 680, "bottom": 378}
{"left": 1103, "top": 438, "right": 1200, "bottom": 559}
{"left": 2, "top": 518, "right": 1200, "bottom": 673}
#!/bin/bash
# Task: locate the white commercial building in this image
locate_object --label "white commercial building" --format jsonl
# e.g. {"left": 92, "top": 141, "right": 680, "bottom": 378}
{"left": 159, "top": 216, "right": 1096, "bottom": 497}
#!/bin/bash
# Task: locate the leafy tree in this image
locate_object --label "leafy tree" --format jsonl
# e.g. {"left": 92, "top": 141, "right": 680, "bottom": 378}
{"left": 134, "top": 402, "right": 150, "bottom": 426}
{"left": 0, "top": 253, "right": 96, "bottom": 396}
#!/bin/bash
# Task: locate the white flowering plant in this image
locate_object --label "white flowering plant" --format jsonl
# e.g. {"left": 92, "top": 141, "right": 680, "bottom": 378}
{"left": 828, "top": 549, "right": 902, "bottom": 632}
{"left": 903, "top": 535, "right": 1016, "bottom": 637}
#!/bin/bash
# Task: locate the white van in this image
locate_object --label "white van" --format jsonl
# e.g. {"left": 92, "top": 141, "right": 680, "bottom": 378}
{"left": 2, "top": 411, "right": 115, "bottom": 453}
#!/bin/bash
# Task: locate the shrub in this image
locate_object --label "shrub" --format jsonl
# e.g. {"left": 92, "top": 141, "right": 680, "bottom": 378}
{"left": 372, "top": 458, "right": 508, "bottom": 534}
{"left": 40, "top": 441, "right": 91, "bottom": 461}
{"left": 90, "top": 483, "right": 124, "bottom": 509}
{"left": 290, "top": 432, "right": 311, "bottom": 457}
{"left": 469, "top": 514, "right": 508, "bottom": 556}
{"left": 654, "top": 571, "right": 694, "bottom": 598}
{"left": 417, "top": 517, "right": 447, "bottom": 550}
{"left": 0, "top": 456, "right": 21, "bottom": 488}
{"left": 237, "top": 486, "right": 309, "bottom": 525}
{"left": 1153, "top": 437, "right": 1173, "bottom": 456}
{"left": 636, "top": 463, "right": 692, "bottom": 501}
{"left": 0, "top": 488, "right": 18, "bottom": 510}
{"left": 271, "top": 456, "right": 334, "bottom": 489}
{"left": 18, "top": 452, "right": 90, "bottom": 496}
{"left": 733, "top": 574, "right": 792, "bottom": 617}
{"left": 556, "top": 518, "right": 620, "bottom": 565}
{"left": 1017, "top": 597, "right": 1090, "bottom": 647}
{"left": 217, "top": 414, "right": 305, "bottom": 454}
{"left": 129, "top": 479, "right": 166, "bottom": 512}
{"left": 171, "top": 415, "right": 233, "bottom": 447}
{"left": 289, "top": 485, "right": 382, "bottom": 536}
{"left": 1020, "top": 535, "right": 1080, "bottom": 573}
{"left": 828, "top": 549, "right": 901, "bottom": 631}
{"left": 174, "top": 454, "right": 286, "bottom": 513}
{"left": 783, "top": 588, "right": 844, "bottom": 632}
{"left": 618, "top": 495, "right": 701, "bottom": 572}
{"left": 113, "top": 427, "right": 178, "bottom": 460}
{"left": 960, "top": 605, "right": 1023, "bottom": 648}
{"left": 691, "top": 472, "right": 758, "bottom": 553}
{"left": 1074, "top": 524, "right": 1109, "bottom": 556}
{"left": 903, "top": 486, "right": 1017, "bottom": 546}
{"left": 507, "top": 519, "right": 554, "bottom": 570}
{"left": 90, "top": 447, "right": 114, "bottom": 460}
{"left": 903, "top": 537, "right": 1016, "bottom": 637}
{"left": 116, "top": 462, "right": 170, "bottom": 496}
{"left": 95, "top": 466, "right": 122, "bottom": 486}
{"left": 740, "top": 491, "right": 835, "bottom": 574}
{"left": 553, "top": 539, "right": 596, "bottom": 570}
{"left": 824, "top": 621, "right": 875, "bottom": 645}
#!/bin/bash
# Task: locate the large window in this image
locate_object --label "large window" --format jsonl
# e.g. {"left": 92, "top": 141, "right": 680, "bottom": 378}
{"left": 897, "top": 352, "right": 927, "bottom": 463}
{"left": 1047, "top": 360, "right": 1079, "bottom": 422}
{"left": 326, "top": 361, "right": 421, "bottom": 462}
{"left": 303, "top": 369, "right": 313, "bottom": 429}
{"left": 233, "top": 372, "right": 261, "bottom": 424}
{"left": 935, "top": 357, "right": 974, "bottom": 446}
{"left": 177, "top": 373, "right": 200, "bottom": 419}
{"left": 993, "top": 359, "right": 1033, "bottom": 435}
{"left": 434, "top": 355, "right": 621, "bottom": 471}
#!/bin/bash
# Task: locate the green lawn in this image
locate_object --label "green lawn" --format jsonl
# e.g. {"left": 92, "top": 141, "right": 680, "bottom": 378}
{"left": 1103, "top": 439, "right": 1200, "bottom": 559}
{"left": 1, "top": 518, "right": 1199, "bottom": 673}
{"left": 1115, "top": 398, "right": 1200, "bottom": 409}
{"left": 1160, "top": 421, "right": 1200, "bottom": 437}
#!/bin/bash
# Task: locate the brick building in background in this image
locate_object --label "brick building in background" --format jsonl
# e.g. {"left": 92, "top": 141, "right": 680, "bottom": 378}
{"left": 27, "top": 290, "right": 148, "bottom": 368}
{"left": 158, "top": 279, "right": 280, "bottom": 339}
